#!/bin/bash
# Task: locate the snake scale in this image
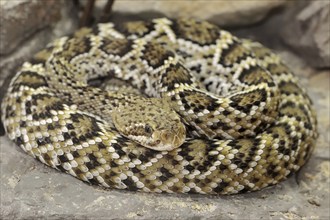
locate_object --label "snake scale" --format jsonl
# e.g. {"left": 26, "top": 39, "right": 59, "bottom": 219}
{"left": 1, "top": 18, "right": 318, "bottom": 194}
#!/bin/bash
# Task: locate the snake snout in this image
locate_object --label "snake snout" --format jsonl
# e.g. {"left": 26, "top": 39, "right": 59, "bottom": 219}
{"left": 153, "top": 122, "right": 186, "bottom": 151}
{"left": 145, "top": 124, "right": 186, "bottom": 152}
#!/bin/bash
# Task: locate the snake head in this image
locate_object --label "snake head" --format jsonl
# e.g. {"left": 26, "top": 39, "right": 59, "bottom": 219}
{"left": 111, "top": 98, "right": 186, "bottom": 151}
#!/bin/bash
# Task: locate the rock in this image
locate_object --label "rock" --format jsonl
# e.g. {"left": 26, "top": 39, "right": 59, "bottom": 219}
{"left": 0, "top": 0, "right": 61, "bottom": 55}
{"left": 93, "top": 0, "right": 288, "bottom": 27}
{"left": 0, "top": 0, "right": 78, "bottom": 91}
{"left": 281, "top": 1, "right": 330, "bottom": 68}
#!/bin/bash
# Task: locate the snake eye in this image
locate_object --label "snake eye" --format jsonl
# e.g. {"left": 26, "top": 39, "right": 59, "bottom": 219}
{"left": 145, "top": 124, "right": 153, "bottom": 134}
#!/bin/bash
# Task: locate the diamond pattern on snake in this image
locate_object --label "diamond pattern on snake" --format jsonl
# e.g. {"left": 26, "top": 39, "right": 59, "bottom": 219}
{"left": 1, "top": 18, "right": 318, "bottom": 194}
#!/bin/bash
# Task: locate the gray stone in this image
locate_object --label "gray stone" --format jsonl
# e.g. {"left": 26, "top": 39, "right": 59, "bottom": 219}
{"left": 0, "top": 0, "right": 78, "bottom": 88}
{"left": 0, "top": 0, "right": 61, "bottom": 55}
{"left": 281, "top": 1, "right": 330, "bottom": 68}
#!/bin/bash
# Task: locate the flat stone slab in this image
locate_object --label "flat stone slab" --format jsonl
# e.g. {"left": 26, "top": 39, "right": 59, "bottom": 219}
{"left": 1, "top": 49, "right": 329, "bottom": 219}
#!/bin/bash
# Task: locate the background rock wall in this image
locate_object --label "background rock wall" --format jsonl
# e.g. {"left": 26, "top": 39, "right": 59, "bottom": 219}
{"left": 281, "top": 1, "right": 330, "bottom": 68}
{"left": 0, "top": 0, "right": 78, "bottom": 88}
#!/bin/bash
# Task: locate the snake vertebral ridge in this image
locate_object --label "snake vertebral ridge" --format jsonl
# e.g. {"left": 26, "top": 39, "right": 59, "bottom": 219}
{"left": 1, "top": 18, "right": 317, "bottom": 194}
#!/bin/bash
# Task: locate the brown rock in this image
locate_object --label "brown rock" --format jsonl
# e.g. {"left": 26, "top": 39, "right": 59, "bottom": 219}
{"left": 0, "top": 0, "right": 78, "bottom": 91}
{"left": 281, "top": 1, "right": 330, "bottom": 68}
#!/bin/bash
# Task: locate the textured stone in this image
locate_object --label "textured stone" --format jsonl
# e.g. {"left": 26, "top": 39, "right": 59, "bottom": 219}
{"left": 0, "top": 0, "right": 78, "bottom": 89}
{"left": 0, "top": 0, "right": 62, "bottom": 55}
{"left": 281, "top": 1, "right": 330, "bottom": 68}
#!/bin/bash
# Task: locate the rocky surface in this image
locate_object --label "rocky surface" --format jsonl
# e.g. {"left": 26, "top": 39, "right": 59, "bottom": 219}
{"left": 0, "top": 0, "right": 68, "bottom": 55}
{"left": 1, "top": 1, "right": 329, "bottom": 219}
{"left": 281, "top": 1, "right": 330, "bottom": 68}
{"left": 0, "top": 0, "right": 78, "bottom": 85}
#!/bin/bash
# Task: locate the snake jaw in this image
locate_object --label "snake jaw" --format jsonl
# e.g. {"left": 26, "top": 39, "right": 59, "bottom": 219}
{"left": 127, "top": 123, "right": 186, "bottom": 151}
{"left": 126, "top": 123, "right": 186, "bottom": 151}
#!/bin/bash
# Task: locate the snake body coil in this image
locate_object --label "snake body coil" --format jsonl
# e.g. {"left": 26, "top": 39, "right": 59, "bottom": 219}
{"left": 1, "top": 18, "right": 317, "bottom": 194}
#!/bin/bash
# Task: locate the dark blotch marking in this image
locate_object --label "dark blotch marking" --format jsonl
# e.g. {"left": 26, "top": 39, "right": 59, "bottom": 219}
{"left": 122, "top": 178, "right": 138, "bottom": 191}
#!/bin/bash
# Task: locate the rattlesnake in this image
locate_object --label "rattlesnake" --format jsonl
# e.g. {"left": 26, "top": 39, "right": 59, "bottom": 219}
{"left": 1, "top": 18, "right": 318, "bottom": 194}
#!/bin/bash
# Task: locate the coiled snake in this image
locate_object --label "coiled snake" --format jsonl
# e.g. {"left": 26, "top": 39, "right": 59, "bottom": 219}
{"left": 1, "top": 18, "right": 318, "bottom": 194}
